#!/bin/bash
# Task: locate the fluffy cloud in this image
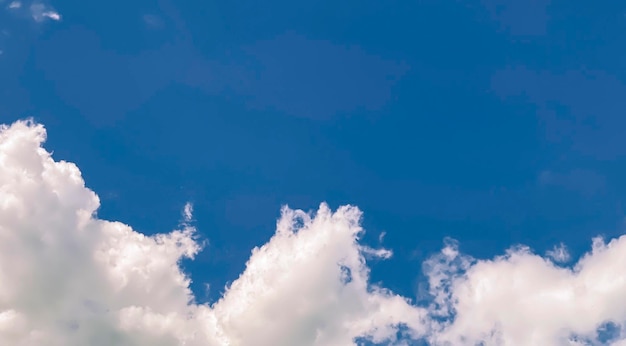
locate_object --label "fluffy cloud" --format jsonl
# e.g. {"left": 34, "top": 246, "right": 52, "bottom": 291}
{"left": 0, "top": 120, "right": 426, "bottom": 346}
{"left": 2, "top": 119, "right": 626, "bottom": 346}
{"left": 425, "top": 240, "right": 626, "bottom": 345}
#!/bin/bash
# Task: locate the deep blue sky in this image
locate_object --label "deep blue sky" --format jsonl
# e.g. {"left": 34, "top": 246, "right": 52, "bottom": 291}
{"left": 2, "top": 0, "right": 626, "bottom": 302}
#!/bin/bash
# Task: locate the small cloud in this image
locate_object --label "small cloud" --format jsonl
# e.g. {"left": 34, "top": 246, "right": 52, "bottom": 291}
{"left": 7, "top": 1, "right": 21, "bottom": 9}
{"left": 546, "top": 243, "right": 570, "bottom": 263}
{"left": 182, "top": 202, "right": 193, "bottom": 223}
{"left": 30, "top": 3, "right": 61, "bottom": 22}
{"left": 359, "top": 245, "right": 393, "bottom": 259}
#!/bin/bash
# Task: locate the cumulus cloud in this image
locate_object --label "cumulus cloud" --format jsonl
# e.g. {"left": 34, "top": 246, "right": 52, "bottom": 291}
{"left": 3, "top": 119, "right": 626, "bottom": 345}
{"left": 424, "top": 240, "right": 626, "bottom": 345}
{"left": 0, "top": 119, "right": 426, "bottom": 345}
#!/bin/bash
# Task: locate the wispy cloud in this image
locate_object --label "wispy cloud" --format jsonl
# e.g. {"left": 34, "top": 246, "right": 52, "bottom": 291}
{"left": 182, "top": 202, "right": 193, "bottom": 223}
{"left": 4, "top": 1, "right": 60, "bottom": 21}
{"left": 142, "top": 14, "right": 162, "bottom": 29}
{"left": 30, "top": 2, "right": 60, "bottom": 21}
{"left": 546, "top": 242, "right": 571, "bottom": 263}
{"left": 1, "top": 1, "right": 60, "bottom": 57}
{"left": 7, "top": 1, "right": 21, "bottom": 9}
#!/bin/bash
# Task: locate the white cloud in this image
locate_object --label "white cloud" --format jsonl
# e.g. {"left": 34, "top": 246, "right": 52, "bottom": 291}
{"left": 0, "top": 119, "right": 427, "bottom": 345}
{"left": 547, "top": 242, "right": 571, "bottom": 263}
{"left": 30, "top": 2, "right": 60, "bottom": 22}
{"left": 379, "top": 231, "right": 386, "bottom": 243}
{"left": 3, "top": 119, "right": 626, "bottom": 345}
{"left": 7, "top": 1, "right": 21, "bottom": 9}
{"left": 4, "top": 1, "right": 60, "bottom": 21}
{"left": 1, "top": 1, "right": 60, "bottom": 57}
{"left": 425, "top": 240, "right": 626, "bottom": 345}
{"left": 182, "top": 202, "right": 193, "bottom": 223}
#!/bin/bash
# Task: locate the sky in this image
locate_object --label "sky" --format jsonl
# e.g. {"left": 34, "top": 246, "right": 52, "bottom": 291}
{"left": 2, "top": 0, "right": 626, "bottom": 345}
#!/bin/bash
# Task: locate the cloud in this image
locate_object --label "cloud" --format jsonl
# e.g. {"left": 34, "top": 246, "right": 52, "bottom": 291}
{"left": 4, "top": 119, "right": 626, "bottom": 345}
{"left": 7, "top": 1, "right": 21, "bottom": 9}
{"left": 0, "top": 119, "right": 426, "bottom": 345}
{"left": 3, "top": 1, "right": 60, "bottom": 22}
{"left": 425, "top": 238, "right": 626, "bottom": 345}
{"left": 182, "top": 202, "right": 193, "bottom": 223}
{"left": 546, "top": 243, "right": 571, "bottom": 264}
{"left": 1, "top": 1, "right": 58, "bottom": 57}
{"left": 30, "top": 2, "right": 60, "bottom": 21}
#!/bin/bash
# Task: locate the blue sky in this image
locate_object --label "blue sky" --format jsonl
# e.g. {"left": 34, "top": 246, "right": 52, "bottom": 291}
{"left": 2, "top": 0, "right": 626, "bottom": 344}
